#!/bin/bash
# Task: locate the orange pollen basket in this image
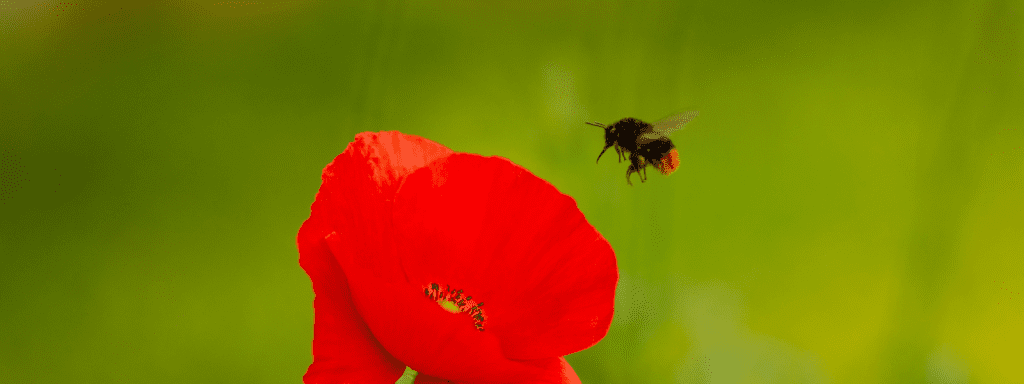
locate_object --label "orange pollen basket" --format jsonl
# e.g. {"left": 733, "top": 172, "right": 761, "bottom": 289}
{"left": 423, "top": 283, "right": 486, "bottom": 331}
{"left": 659, "top": 149, "right": 680, "bottom": 175}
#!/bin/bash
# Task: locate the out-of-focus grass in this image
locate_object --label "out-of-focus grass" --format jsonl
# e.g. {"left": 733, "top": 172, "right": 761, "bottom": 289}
{"left": 1, "top": 1, "right": 1021, "bottom": 383}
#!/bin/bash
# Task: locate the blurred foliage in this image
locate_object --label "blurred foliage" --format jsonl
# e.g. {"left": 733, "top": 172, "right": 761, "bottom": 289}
{"left": 1, "top": 0, "right": 1022, "bottom": 383}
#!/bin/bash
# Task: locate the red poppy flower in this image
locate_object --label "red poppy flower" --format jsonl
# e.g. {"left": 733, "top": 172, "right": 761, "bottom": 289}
{"left": 297, "top": 131, "right": 618, "bottom": 383}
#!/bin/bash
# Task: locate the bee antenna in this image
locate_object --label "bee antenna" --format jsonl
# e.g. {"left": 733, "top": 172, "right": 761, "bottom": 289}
{"left": 585, "top": 121, "right": 607, "bottom": 128}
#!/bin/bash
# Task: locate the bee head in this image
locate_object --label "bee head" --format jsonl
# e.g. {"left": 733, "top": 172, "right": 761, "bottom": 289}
{"left": 602, "top": 125, "right": 617, "bottom": 147}
{"left": 587, "top": 121, "right": 620, "bottom": 164}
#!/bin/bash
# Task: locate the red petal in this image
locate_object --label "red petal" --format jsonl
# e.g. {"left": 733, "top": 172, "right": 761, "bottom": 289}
{"left": 298, "top": 217, "right": 405, "bottom": 383}
{"left": 557, "top": 357, "right": 582, "bottom": 384}
{"left": 299, "top": 131, "right": 453, "bottom": 383}
{"left": 326, "top": 232, "right": 560, "bottom": 383}
{"left": 305, "top": 133, "right": 614, "bottom": 382}
{"left": 412, "top": 357, "right": 580, "bottom": 384}
{"left": 411, "top": 374, "right": 455, "bottom": 384}
{"left": 391, "top": 154, "right": 618, "bottom": 360}
{"left": 313, "top": 131, "right": 454, "bottom": 274}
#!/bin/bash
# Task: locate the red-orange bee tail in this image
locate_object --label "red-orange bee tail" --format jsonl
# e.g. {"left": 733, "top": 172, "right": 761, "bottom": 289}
{"left": 658, "top": 149, "right": 680, "bottom": 175}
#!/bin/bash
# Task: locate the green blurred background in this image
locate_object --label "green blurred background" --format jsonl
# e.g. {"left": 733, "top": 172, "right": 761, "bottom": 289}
{"left": 2, "top": 0, "right": 1022, "bottom": 382}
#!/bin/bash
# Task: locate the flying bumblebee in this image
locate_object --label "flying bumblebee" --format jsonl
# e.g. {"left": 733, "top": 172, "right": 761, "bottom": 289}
{"left": 586, "top": 111, "right": 699, "bottom": 185}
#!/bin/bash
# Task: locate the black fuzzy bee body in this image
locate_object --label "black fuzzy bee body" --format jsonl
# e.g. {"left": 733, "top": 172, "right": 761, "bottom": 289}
{"left": 587, "top": 112, "right": 698, "bottom": 185}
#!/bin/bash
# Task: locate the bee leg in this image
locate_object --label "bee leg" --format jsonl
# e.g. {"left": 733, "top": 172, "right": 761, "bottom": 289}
{"left": 626, "top": 153, "right": 645, "bottom": 185}
{"left": 629, "top": 154, "right": 642, "bottom": 184}
{"left": 596, "top": 146, "right": 611, "bottom": 164}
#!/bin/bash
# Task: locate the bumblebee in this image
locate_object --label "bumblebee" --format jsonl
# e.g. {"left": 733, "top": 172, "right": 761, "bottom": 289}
{"left": 586, "top": 111, "right": 698, "bottom": 185}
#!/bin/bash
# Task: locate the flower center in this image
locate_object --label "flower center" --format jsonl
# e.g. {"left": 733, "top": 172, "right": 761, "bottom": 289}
{"left": 423, "top": 283, "right": 486, "bottom": 331}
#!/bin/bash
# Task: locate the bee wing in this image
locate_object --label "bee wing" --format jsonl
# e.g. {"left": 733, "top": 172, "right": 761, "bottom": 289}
{"left": 651, "top": 111, "right": 699, "bottom": 135}
{"left": 638, "top": 130, "right": 663, "bottom": 142}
